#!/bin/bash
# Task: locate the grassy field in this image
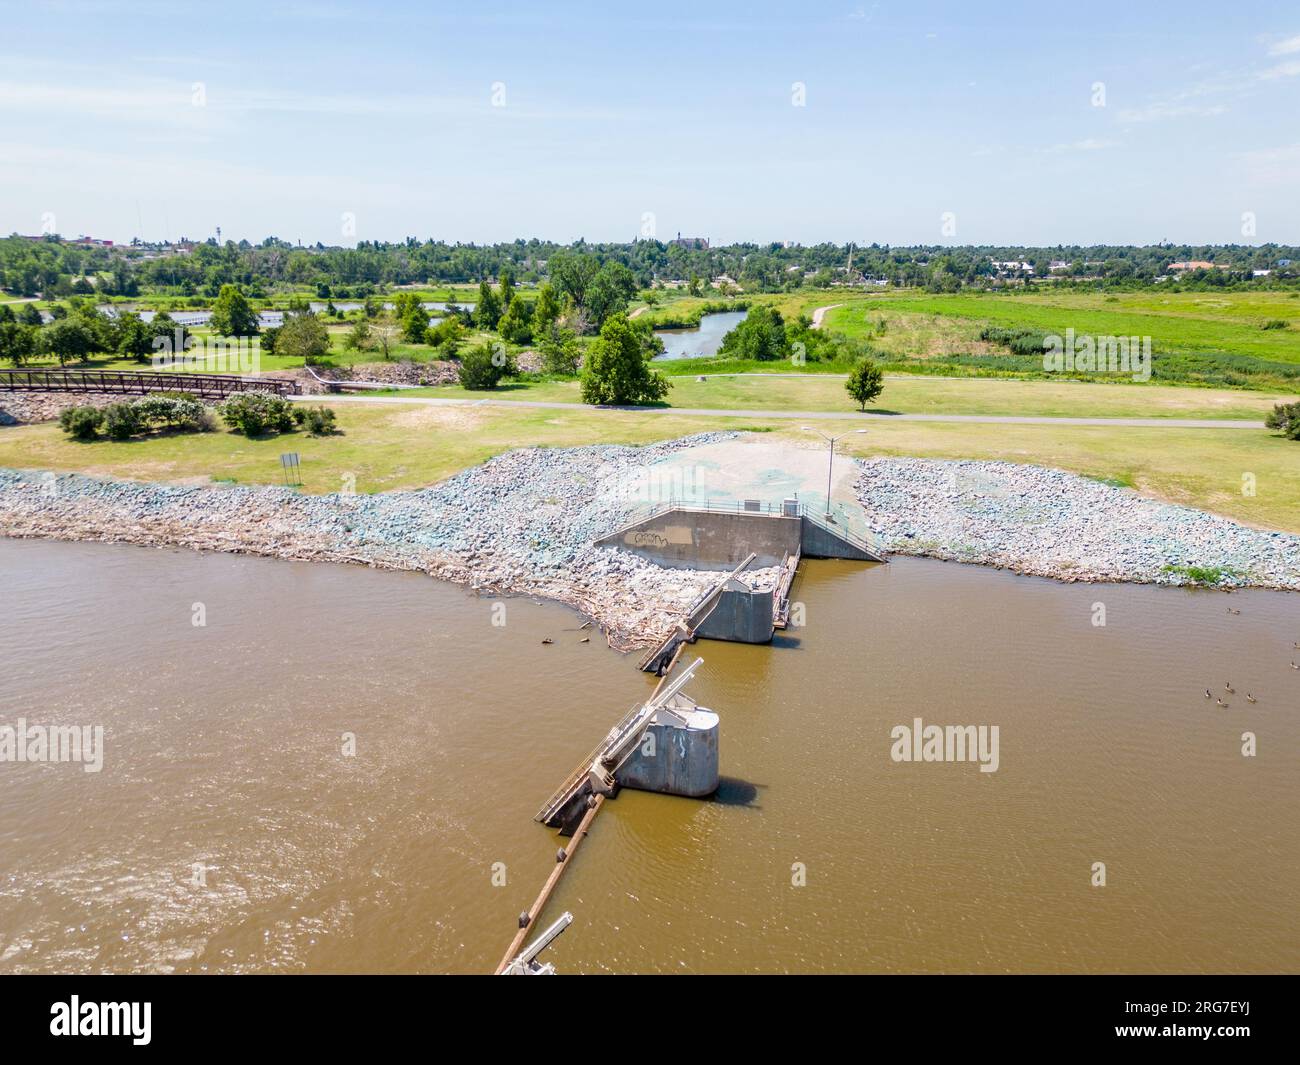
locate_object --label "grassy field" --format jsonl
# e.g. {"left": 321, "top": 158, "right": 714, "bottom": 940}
{"left": 384, "top": 374, "right": 1286, "bottom": 420}
{"left": 1, "top": 401, "right": 1297, "bottom": 531}
{"left": 0, "top": 404, "right": 775, "bottom": 495}
{"left": 820, "top": 289, "right": 1300, "bottom": 389}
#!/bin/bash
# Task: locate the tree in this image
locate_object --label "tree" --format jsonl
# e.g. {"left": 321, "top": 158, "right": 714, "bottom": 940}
{"left": 40, "top": 318, "right": 96, "bottom": 365}
{"left": 210, "top": 284, "right": 259, "bottom": 337}
{"left": 537, "top": 324, "right": 580, "bottom": 375}
{"left": 372, "top": 314, "right": 399, "bottom": 359}
{"left": 392, "top": 292, "right": 427, "bottom": 343}
{"left": 499, "top": 266, "right": 515, "bottom": 308}
{"left": 114, "top": 312, "right": 154, "bottom": 362}
{"left": 580, "top": 313, "right": 670, "bottom": 405}
{"left": 149, "top": 313, "right": 190, "bottom": 360}
{"left": 19, "top": 303, "right": 44, "bottom": 327}
{"left": 586, "top": 262, "right": 637, "bottom": 329}
{"left": 0, "top": 322, "right": 37, "bottom": 366}
{"left": 549, "top": 251, "right": 600, "bottom": 310}
{"left": 457, "top": 340, "right": 513, "bottom": 389}
{"left": 846, "top": 358, "right": 885, "bottom": 410}
{"left": 427, "top": 315, "right": 465, "bottom": 356}
{"left": 718, "top": 305, "right": 789, "bottom": 361}
{"left": 474, "top": 279, "right": 502, "bottom": 330}
{"left": 497, "top": 296, "right": 534, "bottom": 344}
{"left": 274, "top": 313, "right": 330, "bottom": 365}
{"left": 532, "top": 282, "right": 561, "bottom": 334}
{"left": 343, "top": 318, "right": 372, "bottom": 351}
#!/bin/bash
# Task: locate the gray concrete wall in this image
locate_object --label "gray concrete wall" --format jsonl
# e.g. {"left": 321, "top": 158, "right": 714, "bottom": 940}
{"left": 616, "top": 708, "right": 719, "bottom": 798}
{"left": 799, "top": 516, "right": 881, "bottom": 561}
{"left": 596, "top": 509, "right": 801, "bottom": 570}
{"left": 694, "top": 580, "right": 775, "bottom": 644}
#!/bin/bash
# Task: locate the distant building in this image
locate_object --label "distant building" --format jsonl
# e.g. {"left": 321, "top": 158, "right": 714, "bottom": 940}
{"left": 1166, "top": 260, "right": 1221, "bottom": 272}
{"left": 670, "top": 232, "right": 709, "bottom": 250}
{"left": 1253, "top": 269, "right": 1272, "bottom": 277}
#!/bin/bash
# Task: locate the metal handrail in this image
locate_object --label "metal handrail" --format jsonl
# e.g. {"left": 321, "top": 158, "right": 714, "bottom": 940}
{"left": 0, "top": 367, "right": 299, "bottom": 397}
{"left": 607, "top": 495, "right": 885, "bottom": 553}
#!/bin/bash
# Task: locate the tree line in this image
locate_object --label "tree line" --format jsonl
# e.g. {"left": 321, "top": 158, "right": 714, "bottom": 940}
{"left": 5, "top": 234, "right": 1299, "bottom": 301}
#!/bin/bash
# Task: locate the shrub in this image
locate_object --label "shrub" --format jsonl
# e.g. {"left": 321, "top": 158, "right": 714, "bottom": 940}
{"left": 218, "top": 392, "right": 296, "bottom": 437}
{"left": 59, "top": 405, "right": 105, "bottom": 441}
{"left": 1265, "top": 401, "right": 1300, "bottom": 440}
{"left": 1162, "top": 564, "right": 1236, "bottom": 587}
{"left": 457, "top": 341, "right": 513, "bottom": 390}
{"left": 103, "top": 402, "right": 143, "bottom": 441}
{"left": 292, "top": 405, "right": 338, "bottom": 435}
{"left": 132, "top": 395, "right": 209, "bottom": 431}
{"left": 1260, "top": 319, "right": 1288, "bottom": 330}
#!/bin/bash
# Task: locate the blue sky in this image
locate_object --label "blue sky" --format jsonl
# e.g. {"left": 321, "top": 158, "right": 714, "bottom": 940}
{"left": 2, "top": 0, "right": 1298, "bottom": 246}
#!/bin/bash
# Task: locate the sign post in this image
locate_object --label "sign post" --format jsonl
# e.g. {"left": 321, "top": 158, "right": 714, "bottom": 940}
{"left": 280, "top": 452, "right": 301, "bottom": 487}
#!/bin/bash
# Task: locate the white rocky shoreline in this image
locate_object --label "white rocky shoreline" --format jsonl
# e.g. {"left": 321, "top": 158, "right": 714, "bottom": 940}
{"left": 0, "top": 434, "right": 747, "bottom": 651}
{"left": 854, "top": 457, "right": 1300, "bottom": 592}
{"left": 1, "top": 437, "right": 1297, "bottom": 655}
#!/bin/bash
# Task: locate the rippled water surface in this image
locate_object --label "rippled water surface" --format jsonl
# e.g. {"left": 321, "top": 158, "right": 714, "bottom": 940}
{"left": 1, "top": 538, "right": 1297, "bottom": 973}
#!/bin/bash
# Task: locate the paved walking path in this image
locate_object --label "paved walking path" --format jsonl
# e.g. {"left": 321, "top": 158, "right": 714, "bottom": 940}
{"left": 301, "top": 393, "right": 1266, "bottom": 429}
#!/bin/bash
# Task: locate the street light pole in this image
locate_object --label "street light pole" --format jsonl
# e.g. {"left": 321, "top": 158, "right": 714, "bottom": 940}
{"left": 801, "top": 427, "right": 867, "bottom": 521}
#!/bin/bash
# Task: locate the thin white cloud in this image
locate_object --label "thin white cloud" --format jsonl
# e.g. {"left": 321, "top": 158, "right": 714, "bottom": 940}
{"left": 1039, "top": 138, "right": 1120, "bottom": 154}
{"left": 1259, "top": 58, "right": 1300, "bottom": 79}
{"left": 1237, "top": 142, "right": 1300, "bottom": 184}
{"left": 1118, "top": 102, "right": 1228, "bottom": 123}
{"left": 0, "top": 73, "right": 626, "bottom": 124}
{"left": 1266, "top": 33, "right": 1300, "bottom": 56}
{"left": 0, "top": 139, "right": 418, "bottom": 203}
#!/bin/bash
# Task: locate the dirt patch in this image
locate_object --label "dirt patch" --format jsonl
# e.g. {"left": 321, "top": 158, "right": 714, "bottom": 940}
{"left": 389, "top": 405, "right": 490, "bottom": 432}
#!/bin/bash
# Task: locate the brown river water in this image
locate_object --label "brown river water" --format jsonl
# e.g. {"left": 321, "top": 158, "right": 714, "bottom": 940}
{"left": 1, "top": 537, "right": 1297, "bottom": 974}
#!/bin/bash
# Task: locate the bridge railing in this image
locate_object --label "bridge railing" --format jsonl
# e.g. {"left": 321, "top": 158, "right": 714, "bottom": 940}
{"left": 0, "top": 368, "right": 300, "bottom": 398}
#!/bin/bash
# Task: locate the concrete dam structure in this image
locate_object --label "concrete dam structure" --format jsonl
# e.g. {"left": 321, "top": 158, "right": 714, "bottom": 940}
{"left": 596, "top": 498, "right": 886, "bottom": 570}
{"left": 597, "top": 499, "right": 886, "bottom": 654}
{"left": 502, "top": 502, "right": 885, "bottom": 971}
{"left": 535, "top": 659, "right": 718, "bottom": 834}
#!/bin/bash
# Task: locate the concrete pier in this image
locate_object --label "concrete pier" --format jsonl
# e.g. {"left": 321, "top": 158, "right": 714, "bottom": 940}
{"left": 693, "top": 577, "right": 774, "bottom": 644}
{"left": 615, "top": 695, "right": 720, "bottom": 798}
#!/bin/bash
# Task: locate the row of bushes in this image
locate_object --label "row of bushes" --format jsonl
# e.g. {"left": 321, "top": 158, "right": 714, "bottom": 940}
{"left": 59, "top": 392, "right": 337, "bottom": 441}
{"left": 59, "top": 393, "right": 214, "bottom": 441}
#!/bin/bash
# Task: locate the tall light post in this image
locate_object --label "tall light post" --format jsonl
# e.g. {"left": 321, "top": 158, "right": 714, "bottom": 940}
{"left": 801, "top": 427, "right": 866, "bottom": 521}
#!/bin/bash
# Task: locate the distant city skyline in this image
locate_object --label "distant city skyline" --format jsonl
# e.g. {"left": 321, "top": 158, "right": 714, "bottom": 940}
{"left": 2, "top": 1, "right": 1298, "bottom": 247}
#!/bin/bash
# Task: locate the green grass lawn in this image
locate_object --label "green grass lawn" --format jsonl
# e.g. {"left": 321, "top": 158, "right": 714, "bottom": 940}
{"left": 819, "top": 289, "right": 1300, "bottom": 389}
{"left": 384, "top": 373, "right": 1286, "bottom": 420}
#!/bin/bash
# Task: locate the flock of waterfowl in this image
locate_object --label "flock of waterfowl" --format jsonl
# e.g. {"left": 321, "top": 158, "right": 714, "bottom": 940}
{"left": 1202, "top": 606, "right": 1300, "bottom": 709}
